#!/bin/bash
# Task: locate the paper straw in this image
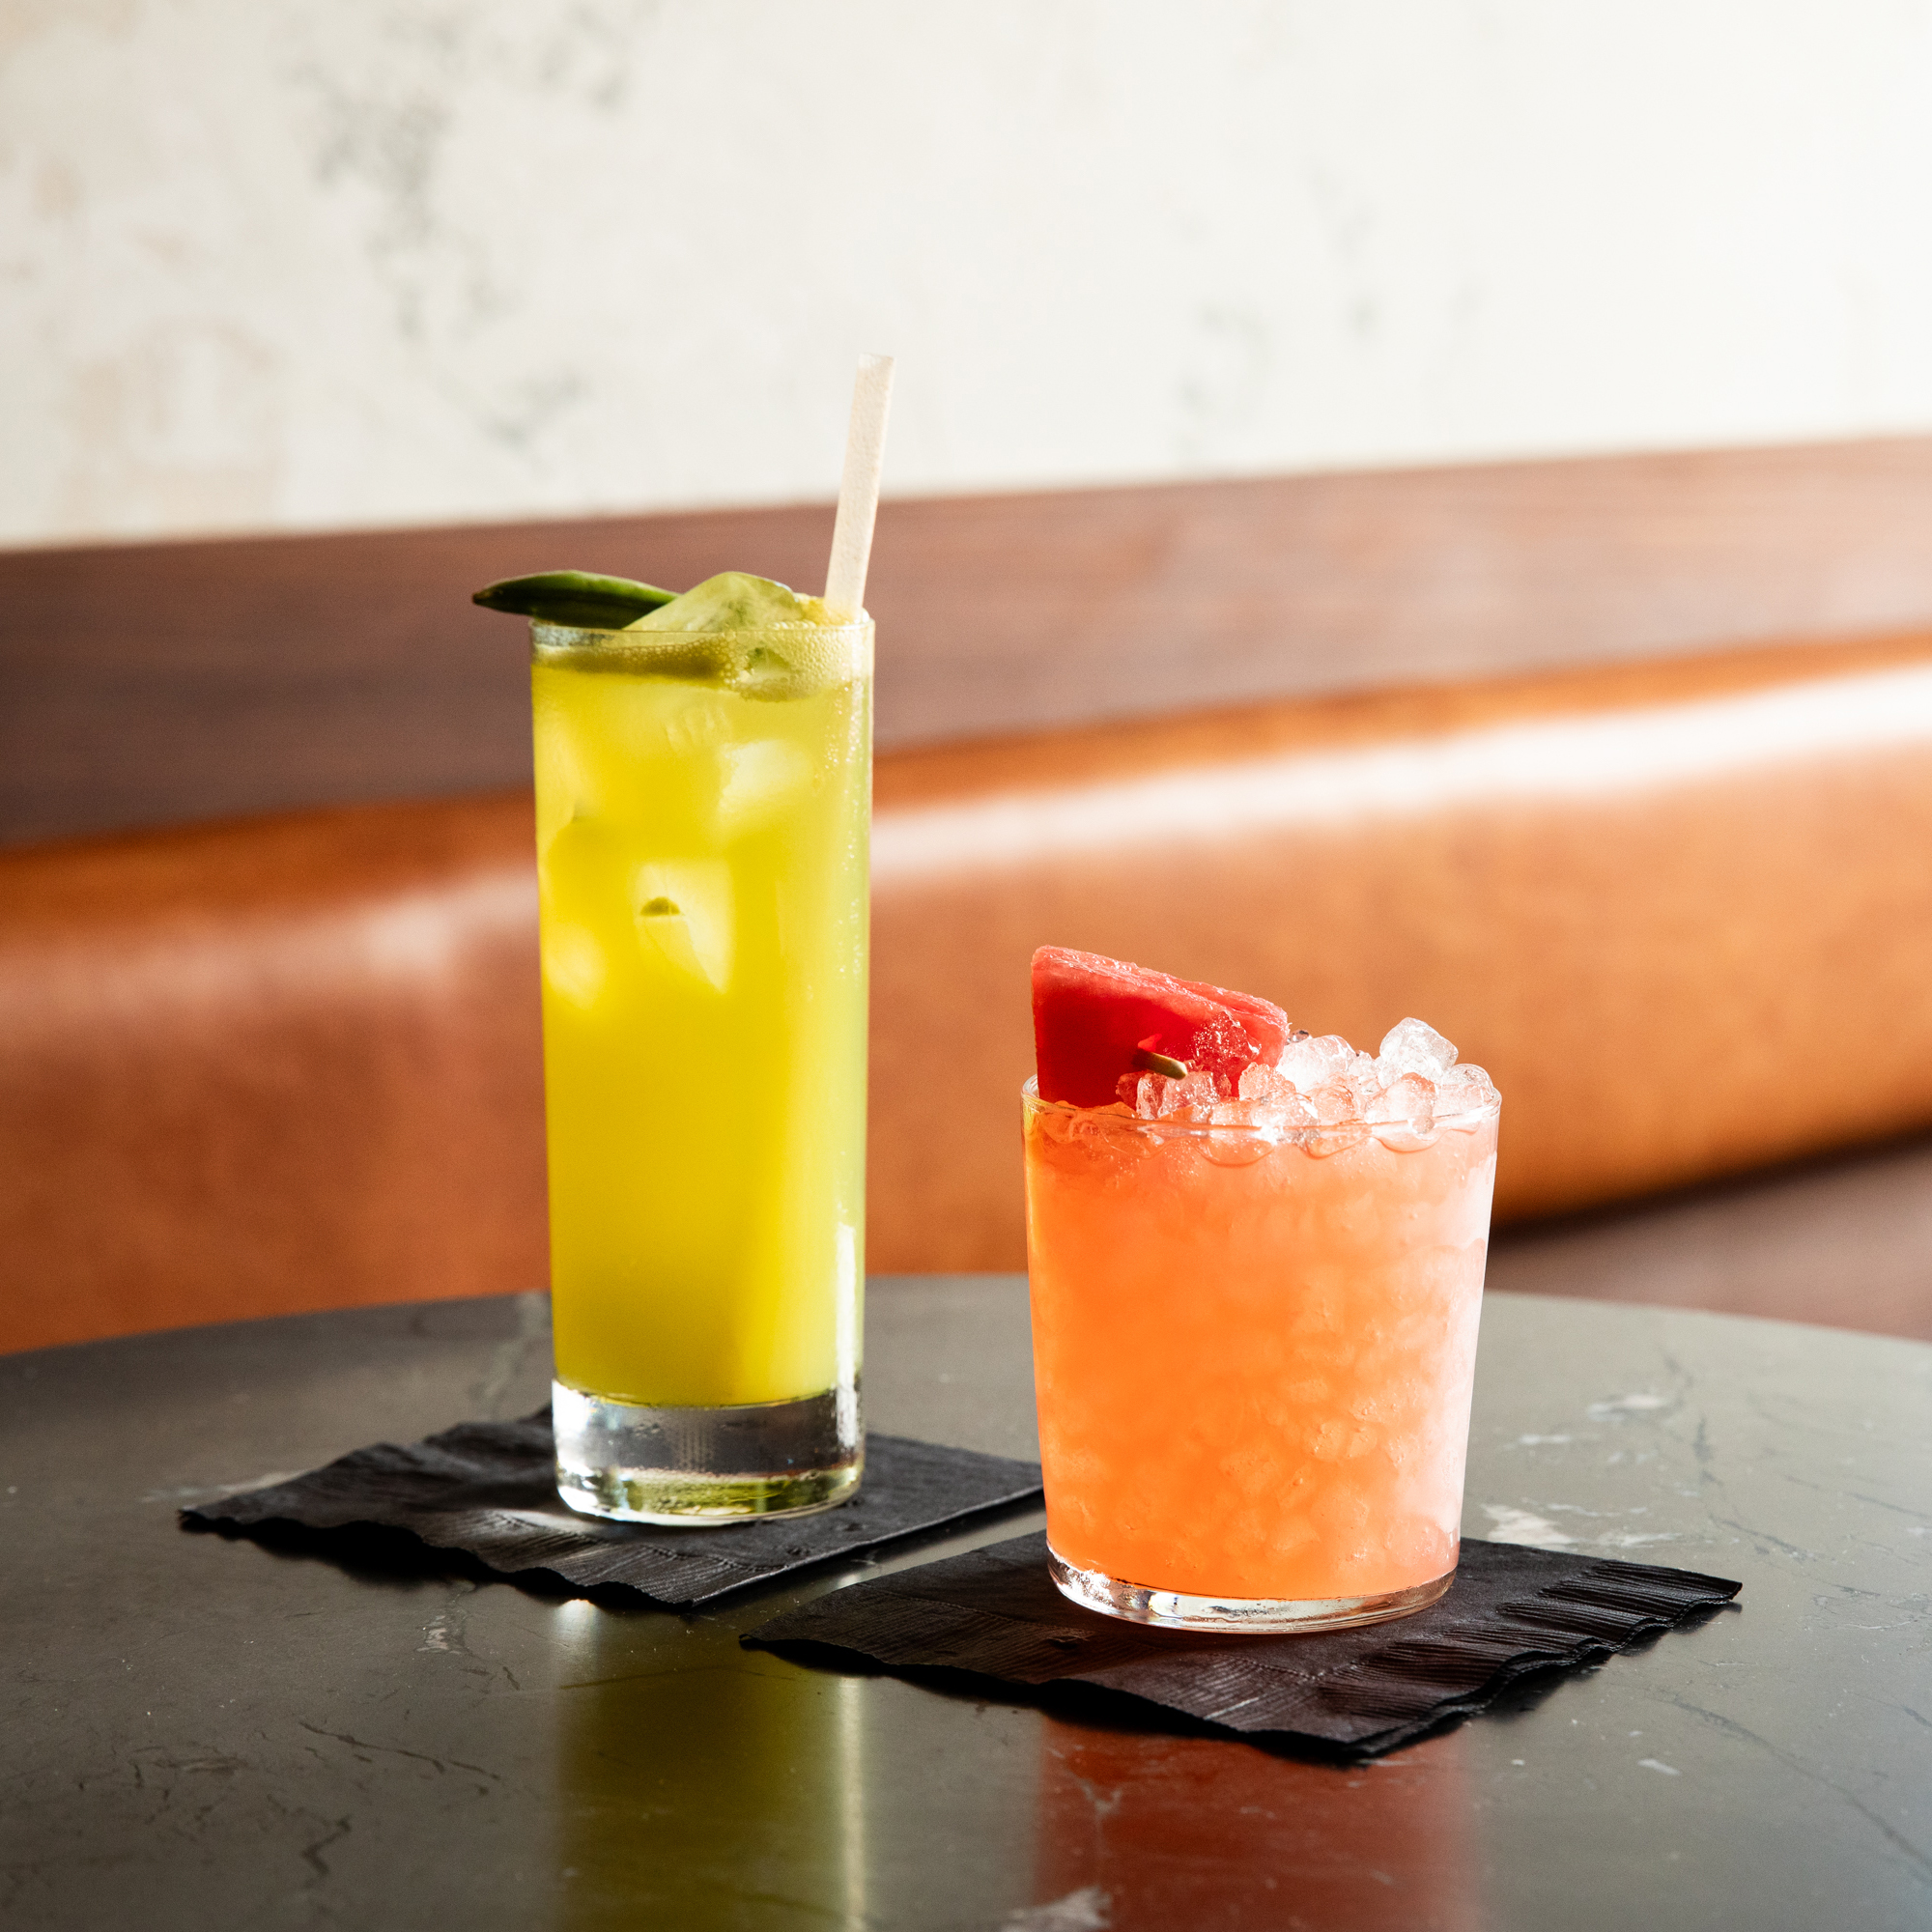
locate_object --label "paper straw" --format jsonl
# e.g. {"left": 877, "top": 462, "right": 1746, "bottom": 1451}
{"left": 823, "top": 353, "right": 895, "bottom": 621}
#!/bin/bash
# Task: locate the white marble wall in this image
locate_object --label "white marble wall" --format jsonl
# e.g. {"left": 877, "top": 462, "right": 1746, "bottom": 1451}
{"left": 5, "top": 0, "right": 1932, "bottom": 547}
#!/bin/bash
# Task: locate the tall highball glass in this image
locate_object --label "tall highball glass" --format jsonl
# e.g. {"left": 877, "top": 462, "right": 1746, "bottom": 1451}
{"left": 532, "top": 615, "right": 871, "bottom": 1522}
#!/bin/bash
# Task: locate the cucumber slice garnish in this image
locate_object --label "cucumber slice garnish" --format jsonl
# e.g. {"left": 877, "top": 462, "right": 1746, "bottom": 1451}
{"left": 471, "top": 570, "right": 679, "bottom": 628}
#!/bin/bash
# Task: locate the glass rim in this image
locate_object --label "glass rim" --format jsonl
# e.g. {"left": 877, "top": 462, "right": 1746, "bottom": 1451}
{"left": 529, "top": 613, "right": 873, "bottom": 691}
{"left": 1019, "top": 1071, "right": 1501, "bottom": 1136}
{"left": 529, "top": 615, "right": 874, "bottom": 646}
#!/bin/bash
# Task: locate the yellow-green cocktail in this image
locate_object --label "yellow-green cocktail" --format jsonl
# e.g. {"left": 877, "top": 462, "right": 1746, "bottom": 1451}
{"left": 510, "top": 570, "right": 871, "bottom": 1520}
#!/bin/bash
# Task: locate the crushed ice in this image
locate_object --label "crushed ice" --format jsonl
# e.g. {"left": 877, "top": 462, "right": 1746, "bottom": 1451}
{"left": 1117, "top": 1017, "right": 1497, "bottom": 1149}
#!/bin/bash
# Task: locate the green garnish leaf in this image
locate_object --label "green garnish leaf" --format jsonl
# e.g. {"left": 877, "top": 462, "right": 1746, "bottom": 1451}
{"left": 472, "top": 570, "right": 679, "bottom": 628}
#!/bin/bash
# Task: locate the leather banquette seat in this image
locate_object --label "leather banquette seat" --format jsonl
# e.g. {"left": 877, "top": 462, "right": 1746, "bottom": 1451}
{"left": 5, "top": 631, "right": 1932, "bottom": 1354}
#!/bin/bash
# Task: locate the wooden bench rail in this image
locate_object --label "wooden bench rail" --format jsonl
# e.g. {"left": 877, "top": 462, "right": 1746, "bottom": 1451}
{"left": 9, "top": 436, "right": 1932, "bottom": 845}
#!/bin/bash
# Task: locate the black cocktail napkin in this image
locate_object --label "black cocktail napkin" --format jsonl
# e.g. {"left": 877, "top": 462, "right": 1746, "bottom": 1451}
{"left": 743, "top": 1530, "right": 1741, "bottom": 1758}
{"left": 183, "top": 1408, "right": 1042, "bottom": 1608}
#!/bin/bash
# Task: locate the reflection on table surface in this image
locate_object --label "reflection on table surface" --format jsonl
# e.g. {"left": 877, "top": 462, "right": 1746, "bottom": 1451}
{"left": 554, "top": 1604, "right": 884, "bottom": 1929}
{"left": 550, "top": 1580, "right": 1041, "bottom": 1929}
{"left": 554, "top": 1587, "right": 1486, "bottom": 1932}
{"left": 1030, "top": 1713, "right": 1480, "bottom": 1932}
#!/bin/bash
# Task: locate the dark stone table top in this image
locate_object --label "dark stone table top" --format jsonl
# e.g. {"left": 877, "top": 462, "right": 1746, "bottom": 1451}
{"left": 2, "top": 1281, "right": 1927, "bottom": 1931}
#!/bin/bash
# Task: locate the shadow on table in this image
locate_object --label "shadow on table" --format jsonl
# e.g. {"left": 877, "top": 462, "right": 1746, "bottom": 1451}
{"left": 180, "top": 1511, "right": 592, "bottom": 1597}
{"left": 180, "top": 1500, "right": 1053, "bottom": 1616}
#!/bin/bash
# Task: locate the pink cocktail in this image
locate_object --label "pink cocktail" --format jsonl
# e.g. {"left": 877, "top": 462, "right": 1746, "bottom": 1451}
{"left": 1024, "top": 968, "right": 1500, "bottom": 1633}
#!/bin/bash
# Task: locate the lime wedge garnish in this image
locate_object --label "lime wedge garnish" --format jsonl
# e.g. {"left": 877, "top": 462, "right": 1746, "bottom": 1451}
{"left": 471, "top": 570, "right": 678, "bottom": 628}
{"left": 625, "top": 570, "right": 825, "bottom": 632}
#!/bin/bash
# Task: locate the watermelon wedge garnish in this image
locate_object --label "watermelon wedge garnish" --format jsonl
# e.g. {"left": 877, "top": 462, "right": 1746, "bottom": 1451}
{"left": 1031, "top": 947, "right": 1293, "bottom": 1107}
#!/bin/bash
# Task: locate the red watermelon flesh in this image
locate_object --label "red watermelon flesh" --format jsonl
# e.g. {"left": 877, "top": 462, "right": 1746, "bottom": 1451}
{"left": 1031, "top": 947, "right": 1294, "bottom": 1108}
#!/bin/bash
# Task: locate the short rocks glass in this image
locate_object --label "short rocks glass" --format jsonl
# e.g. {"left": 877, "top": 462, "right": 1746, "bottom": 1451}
{"left": 1021, "top": 1075, "right": 1500, "bottom": 1632}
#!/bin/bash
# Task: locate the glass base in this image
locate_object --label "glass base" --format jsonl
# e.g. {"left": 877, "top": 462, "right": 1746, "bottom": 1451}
{"left": 1047, "top": 1543, "right": 1458, "bottom": 1634}
{"left": 553, "top": 1378, "right": 861, "bottom": 1525}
